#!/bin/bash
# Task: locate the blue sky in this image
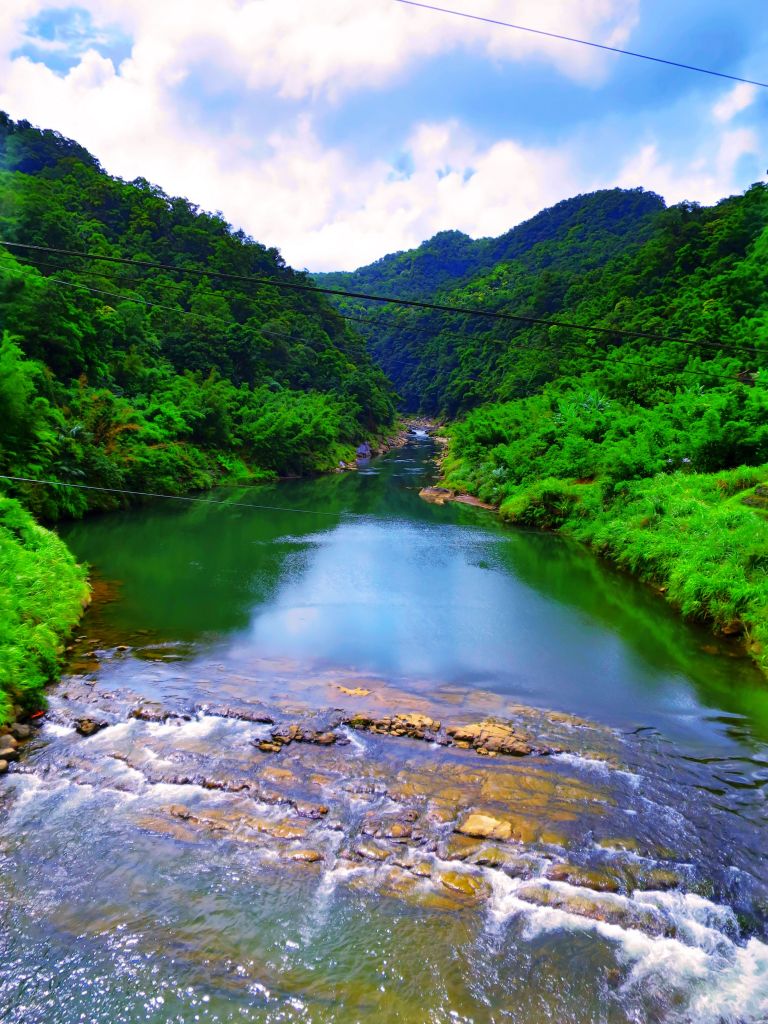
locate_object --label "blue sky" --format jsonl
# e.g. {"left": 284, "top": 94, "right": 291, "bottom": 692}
{"left": 1, "top": 0, "right": 767, "bottom": 270}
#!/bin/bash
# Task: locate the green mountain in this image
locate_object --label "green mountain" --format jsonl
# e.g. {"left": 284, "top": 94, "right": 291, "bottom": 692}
{"left": 320, "top": 183, "right": 768, "bottom": 671}
{"left": 315, "top": 188, "right": 666, "bottom": 411}
{"left": 0, "top": 113, "right": 396, "bottom": 524}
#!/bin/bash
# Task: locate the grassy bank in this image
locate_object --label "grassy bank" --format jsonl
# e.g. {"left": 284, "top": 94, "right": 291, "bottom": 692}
{"left": 0, "top": 496, "right": 89, "bottom": 725}
{"left": 443, "top": 442, "right": 768, "bottom": 676}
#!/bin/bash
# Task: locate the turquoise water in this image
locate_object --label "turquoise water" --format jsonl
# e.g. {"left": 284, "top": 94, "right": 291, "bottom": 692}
{"left": 1, "top": 437, "right": 766, "bottom": 1023}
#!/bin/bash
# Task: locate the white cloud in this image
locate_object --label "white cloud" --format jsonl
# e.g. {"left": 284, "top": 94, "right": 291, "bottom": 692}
{"left": 712, "top": 82, "right": 758, "bottom": 123}
{"left": 615, "top": 127, "right": 759, "bottom": 207}
{"left": 0, "top": 0, "right": 763, "bottom": 271}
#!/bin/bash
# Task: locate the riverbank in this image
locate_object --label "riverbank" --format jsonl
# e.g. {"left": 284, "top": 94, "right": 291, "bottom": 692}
{"left": 0, "top": 419, "right": 421, "bottom": 724}
{"left": 440, "top": 438, "right": 768, "bottom": 677}
{"left": 0, "top": 496, "right": 89, "bottom": 727}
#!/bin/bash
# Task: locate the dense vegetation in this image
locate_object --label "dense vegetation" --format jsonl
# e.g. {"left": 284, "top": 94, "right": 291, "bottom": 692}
{"left": 0, "top": 113, "right": 396, "bottom": 523}
{"left": 0, "top": 113, "right": 397, "bottom": 719}
{"left": 322, "top": 184, "right": 768, "bottom": 670}
{"left": 0, "top": 496, "right": 88, "bottom": 724}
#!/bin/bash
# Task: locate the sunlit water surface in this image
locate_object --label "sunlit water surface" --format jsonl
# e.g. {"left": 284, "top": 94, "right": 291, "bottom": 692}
{"left": 1, "top": 438, "right": 767, "bottom": 1024}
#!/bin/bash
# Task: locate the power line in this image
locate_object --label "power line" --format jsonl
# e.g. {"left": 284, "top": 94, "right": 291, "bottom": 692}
{"left": 33, "top": 276, "right": 768, "bottom": 386}
{"left": 393, "top": 0, "right": 768, "bottom": 89}
{"left": 3, "top": 240, "right": 766, "bottom": 361}
{"left": 16, "top": 253, "right": 768, "bottom": 370}
{"left": 0, "top": 474, "right": 373, "bottom": 519}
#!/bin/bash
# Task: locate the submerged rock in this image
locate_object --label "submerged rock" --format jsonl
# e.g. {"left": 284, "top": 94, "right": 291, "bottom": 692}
{"left": 515, "top": 881, "right": 674, "bottom": 936}
{"left": 435, "top": 869, "right": 491, "bottom": 900}
{"left": 545, "top": 862, "right": 621, "bottom": 893}
{"left": 286, "top": 848, "right": 323, "bottom": 864}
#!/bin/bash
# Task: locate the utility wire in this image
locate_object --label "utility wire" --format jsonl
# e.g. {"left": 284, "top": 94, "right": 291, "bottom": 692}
{"left": 42, "top": 270, "right": 768, "bottom": 370}
{"left": 8, "top": 250, "right": 766, "bottom": 386}
{"left": 31, "top": 273, "right": 768, "bottom": 387}
{"left": 3, "top": 240, "right": 766, "bottom": 361}
{"left": 0, "top": 474, "right": 374, "bottom": 519}
{"left": 393, "top": 0, "right": 768, "bottom": 89}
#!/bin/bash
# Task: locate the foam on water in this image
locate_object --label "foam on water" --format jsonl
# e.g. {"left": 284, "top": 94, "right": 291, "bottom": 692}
{"left": 44, "top": 721, "right": 76, "bottom": 737}
{"left": 553, "top": 750, "right": 642, "bottom": 787}
{"left": 485, "top": 871, "right": 768, "bottom": 1022}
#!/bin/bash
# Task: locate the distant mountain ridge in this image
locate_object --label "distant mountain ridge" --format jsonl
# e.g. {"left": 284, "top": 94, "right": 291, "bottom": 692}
{"left": 314, "top": 187, "right": 668, "bottom": 411}
{"left": 315, "top": 189, "right": 666, "bottom": 302}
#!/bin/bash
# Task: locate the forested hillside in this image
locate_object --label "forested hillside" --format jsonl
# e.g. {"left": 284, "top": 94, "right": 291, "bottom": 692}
{"left": 315, "top": 188, "right": 666, "bottom": 410}
{"left": 321, "top": 184, "right": 768, "bottom": 670}
{"left": 0, "top": 113, "right": 397, "bottom": 722}
{"left": 0, "top": 114, "right": 396, "bottom": 523}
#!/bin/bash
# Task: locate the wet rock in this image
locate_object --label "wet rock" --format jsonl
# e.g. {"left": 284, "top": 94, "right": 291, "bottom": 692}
{"left": 292, "top": 799, "right": 329, "bottom": 819}
{"left": 346, "top": 711, "right": 440, "bottom": 742}
{"left": 261, "top": 766, "right": 297, "bottom": 785}
{"left": 0, "top": 748, "right": 19, "bottom": 763}
{"left": 355, "top": 841, "right": 390, "bottom": 862}
{"left": 515, "top": 881, "right": 674, "bottom": 937}
{"left": 446, "top": 720, "right": 536, "bottom": 757}
{"left": 419, "top": 486, "right": 454, "bottom": 505}
{"left": 286, "top": 848, "right": 323, "bottom": 864}
{"left": 435, "top": 869, "right": 491, "bottom": 900}
{"left": 258, "top": 741, "right": 282, "bottom": 754}
{"left": 0, "top": 735, "right": 19, "bottom": 750}
{"left": 440, "top": 834, "right": 483, "bottom": 861}
{"left": 10, "top": 723, "right": 31, "bottom": 742}
{"left": 336, "top": 685, "right": 371, "bottom": 697}
{"left": 75, "top": 718, "right": 108, "bottom": 737}
{"left": 456, "top": 812, "right": 513, "bottom": 842}
{"left": 0, "top": 760, "right": 8, "bottom": 774}
{"left": 130, "top": 703, "right": 176, "bottom": 723}
{"left": 629, "top": 866, "right": 684, "bottom": 892}
{"left": 546, "top": 862, "right": 621, "bottom": 893}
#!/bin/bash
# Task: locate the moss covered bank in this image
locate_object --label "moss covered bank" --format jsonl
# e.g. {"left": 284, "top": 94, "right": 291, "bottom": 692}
{"left": 0, "top": 497, "right": 89, "bottom": 725}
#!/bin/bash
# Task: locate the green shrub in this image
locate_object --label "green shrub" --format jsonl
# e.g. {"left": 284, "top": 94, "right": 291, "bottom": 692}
{"left": 0, "top": 496, "right": 89, "bottom": 723}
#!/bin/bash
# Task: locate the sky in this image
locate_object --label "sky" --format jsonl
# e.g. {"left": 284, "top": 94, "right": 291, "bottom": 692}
{"left": 1, "top": 0, "right": 767, "bottom": 271}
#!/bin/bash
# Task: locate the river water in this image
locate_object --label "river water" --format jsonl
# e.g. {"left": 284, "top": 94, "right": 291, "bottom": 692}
{"left": 1, "top": 437, "right": 767, "bottom": 1023}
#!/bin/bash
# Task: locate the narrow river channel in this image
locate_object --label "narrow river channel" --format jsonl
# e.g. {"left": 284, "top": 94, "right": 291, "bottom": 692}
{"left": 1, "top": 437, "right": 767, "bottom": 1023}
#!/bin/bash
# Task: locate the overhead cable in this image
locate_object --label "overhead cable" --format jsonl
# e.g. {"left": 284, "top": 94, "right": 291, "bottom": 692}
{"left": 392, "top": 0, "right": 768, "bottom": 89}
{"left": 3, "top": 240, "right": 766, "bottom": 360}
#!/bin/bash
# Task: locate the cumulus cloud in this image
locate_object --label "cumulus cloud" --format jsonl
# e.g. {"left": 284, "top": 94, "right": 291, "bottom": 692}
{"left": 615, "top": 127, "right": 759, "bottom": 207}
{"left": 712, "top": 82, "right": 758, "bottom": 123}
{"left": 0, "top": 0, "right": 763, "bottom": 270}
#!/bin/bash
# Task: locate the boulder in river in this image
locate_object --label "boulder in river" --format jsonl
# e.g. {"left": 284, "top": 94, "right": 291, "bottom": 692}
{"left": 75, "top": 718, "right": 108, "bottom": 737}
{"left": 0, "top": 759, "right": 7, "bottom": 774}
{"left": 456, "top": 812, "right": 513, "bottom": 842}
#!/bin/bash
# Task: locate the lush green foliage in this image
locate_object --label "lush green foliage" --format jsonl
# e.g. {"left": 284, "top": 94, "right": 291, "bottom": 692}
{"left": 324, "top": 182, "right": 768, "bottom": 669}
{"left": 0, "top": 114, "right": 396, "bottom": 521}
{"left": 0, "top": 496, "right": 88, "bottom": 724}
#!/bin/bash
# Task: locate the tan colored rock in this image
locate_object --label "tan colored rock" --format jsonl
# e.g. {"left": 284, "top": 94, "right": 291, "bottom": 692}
{"left": 355, "top": 841, "right": 390, "bottom": 862}
{"left": 435, "top": 869, "right": 491, "bottom": 900}
{"left": 456, "top": 812, "right": 513, "bottom": 842}
{"left": 286, "top": 848, "right": 323, "bottom": 863}
{"left": 546, "top": 863, "right": 621, "bottom": 893}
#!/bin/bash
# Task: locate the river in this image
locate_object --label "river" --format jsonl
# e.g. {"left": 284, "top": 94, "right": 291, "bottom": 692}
{"left": 1, "top": 436, "right": 767, "bottom": 1023}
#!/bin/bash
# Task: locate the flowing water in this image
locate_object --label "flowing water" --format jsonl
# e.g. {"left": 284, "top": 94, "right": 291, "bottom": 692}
{"left": 1, "top": 437, "right": 767, "bottom": 1023}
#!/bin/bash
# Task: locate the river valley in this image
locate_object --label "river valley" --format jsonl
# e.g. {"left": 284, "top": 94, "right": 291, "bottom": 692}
{"left": 1, "top": 436, "right": 767, "bottom": 1023}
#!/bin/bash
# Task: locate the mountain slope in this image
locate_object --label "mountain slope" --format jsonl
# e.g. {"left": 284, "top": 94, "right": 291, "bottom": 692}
{"left": 315, "top": 188, "right": 666, "bottom": 411}
{"left": 0, "top": 113, "right": 396, "bottom": 522}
